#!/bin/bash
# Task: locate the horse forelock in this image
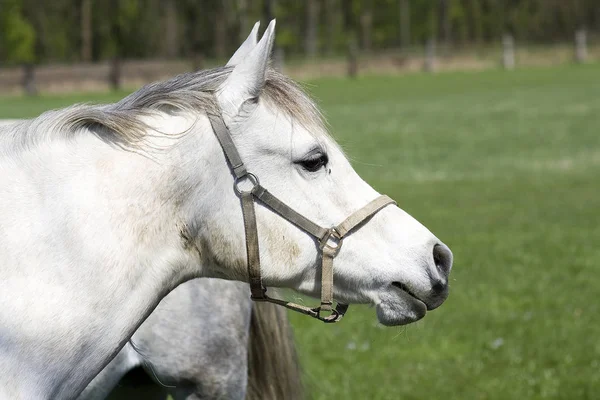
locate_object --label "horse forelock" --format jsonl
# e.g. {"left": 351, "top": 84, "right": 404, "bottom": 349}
{"left": 1, "top": 67, "right": 328, "bottom": 152}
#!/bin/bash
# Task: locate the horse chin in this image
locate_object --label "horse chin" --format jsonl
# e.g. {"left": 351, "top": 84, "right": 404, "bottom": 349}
{"left": 375, "top": 287, "right": 427, "bottom": 326}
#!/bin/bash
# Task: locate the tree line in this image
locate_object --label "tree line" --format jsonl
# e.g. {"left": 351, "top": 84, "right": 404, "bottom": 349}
{"left": 0, "top": 0, "right": 598, "bottom": 66}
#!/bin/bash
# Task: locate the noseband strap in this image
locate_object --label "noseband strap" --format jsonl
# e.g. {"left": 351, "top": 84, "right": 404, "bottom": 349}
{"left": 208, "top": 113, "right": 396, "bottom": 323}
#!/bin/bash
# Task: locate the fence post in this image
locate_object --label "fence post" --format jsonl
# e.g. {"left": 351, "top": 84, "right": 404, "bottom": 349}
{"left": 192, "top": 53, "right": 204, "bottom": 72}
{"left": 273, "top": 47, "right": 285, "bottom": 72}
{"left": 423, "top": 38, "right": 436, "bottom": 72}
{"left": 22, "top": 63, "right": 37, "bottom": 96}
{"left": 347, "top": 39, "right": 358, "bottom": 78}
{"left": 502, "top": 34, "right": 515, "bottom": 70}
{"left": 575, "top": 28, "right": 588, "bottom": 63}
{"left": 109, "top": 56, "right": 121, "bottom": 90}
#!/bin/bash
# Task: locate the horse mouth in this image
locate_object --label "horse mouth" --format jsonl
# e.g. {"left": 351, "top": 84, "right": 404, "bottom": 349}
{"left": 375, "top": 282, "right": 428, "bottom": 326}
{"left": 392, "top": 282, "right": 425, "bottom": 305}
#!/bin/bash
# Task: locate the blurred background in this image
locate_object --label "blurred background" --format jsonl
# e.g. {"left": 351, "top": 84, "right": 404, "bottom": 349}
{"left": 1, "top": 1, "right": 599, "bottom": 399}
{"left": 0, "top": 0, "right": 599, "bottom": 93}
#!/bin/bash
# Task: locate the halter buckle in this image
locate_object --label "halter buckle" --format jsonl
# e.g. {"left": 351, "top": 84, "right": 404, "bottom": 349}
{"left": 233, "top": 173, "right": 260, "bottom": 196}
{"left": 319, "top": 228, "right": 342, "bottom": 256}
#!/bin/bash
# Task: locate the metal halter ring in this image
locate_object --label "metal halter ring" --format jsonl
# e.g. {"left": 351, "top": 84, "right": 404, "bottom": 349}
{"left": 319, "top": 228, "right": 342, "bottom": 256}
{"left": 233, "top": 173, "right": 260, "bottom": 196}
{"left": 314, "top": 306, "right": 342, "bottom": 323}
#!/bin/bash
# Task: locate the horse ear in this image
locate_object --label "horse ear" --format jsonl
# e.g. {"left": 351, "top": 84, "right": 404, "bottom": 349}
{"left": 218, "top": 19, "right": 276, "bottom": 118}
{"left": 226, "top": 21, "right": 260, "bottom": 66}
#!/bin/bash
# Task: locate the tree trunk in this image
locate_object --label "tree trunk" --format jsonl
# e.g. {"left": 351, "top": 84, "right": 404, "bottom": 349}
{"left": 214, "top": 2, "right": 226, "bottom": 59}
{"left": 238, "top": 0, "right": 249, "bottom": 42}
{"left": 398, "top": 0, "right": 410, "bottom": 50}
{"left": 342, "top": 0, "right": 355, "bottom": 37}
{"left": 263, "top": 0, "right": 276, "bottom": 54}
{"left": 264, "top": 0, "right": 275, "bottom": 22}
{"left": 438, "top": 0, "right": 451, "bottom": 51}
{"left": 109, "top": 0, "right": 122, "bottom": 90}
{"left": 341, "top": 0, "right": 358, "bottom": 59}
{"left": 360, "top": 0, "right": 373, "bottom": 51}
{"left": 188, "top": 4, "right": 203, "bottom": 71}
{"left": 305, "top": 0, "right": 319, "bottom": 57}
{"left": 467, "top": 0, "right": 482, "bottom": 45}
{"left": 163, "top": 0, "right": 178, "bottom": 58}
{"left": 80, "top": 0, "right": 92, "bottom": 62}
{"left": 324, "top": 0, "right": 337, "bottom": 55}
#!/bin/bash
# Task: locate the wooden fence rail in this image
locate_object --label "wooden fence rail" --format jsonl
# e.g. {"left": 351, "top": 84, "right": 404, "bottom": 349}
{"left": 0, "top": 33, "right": 594, "bottom": 96}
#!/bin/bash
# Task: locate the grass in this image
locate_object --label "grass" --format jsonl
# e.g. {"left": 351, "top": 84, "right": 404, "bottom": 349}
{"left": 1, "top": 64, "right": 599, "bottom": 399}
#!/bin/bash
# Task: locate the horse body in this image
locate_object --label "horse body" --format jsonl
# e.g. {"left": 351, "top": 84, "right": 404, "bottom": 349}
{"left": 78, "top": 341, "right": 142, "bottom": 400}
{"left": 125, "top": 279, "right": 252, "bottom": 400}
{"left": 0, "top": 21, "right": 452, "bottom": 399}
{"left": 0, "top": 118, "right": 299, "bottom": 400}
{"left": 78, "top": 278, "right": 251, "bottom": 400}
{"left": 78, "top": 278, "right": 301, "bottom": 400}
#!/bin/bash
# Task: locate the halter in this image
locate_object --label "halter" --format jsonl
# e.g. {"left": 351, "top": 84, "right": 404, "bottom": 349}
{"left": 208, "top": 113, "right": 396, "bottom": 323}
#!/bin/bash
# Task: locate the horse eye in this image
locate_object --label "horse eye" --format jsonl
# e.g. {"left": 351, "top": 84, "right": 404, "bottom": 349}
{"left": 298, "top": 154, "right": 328, "bottom": 172}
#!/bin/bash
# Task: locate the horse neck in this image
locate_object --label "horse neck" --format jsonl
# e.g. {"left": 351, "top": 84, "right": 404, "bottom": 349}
{"left": 0, "top": 117, "right": 219, "bottom": 399}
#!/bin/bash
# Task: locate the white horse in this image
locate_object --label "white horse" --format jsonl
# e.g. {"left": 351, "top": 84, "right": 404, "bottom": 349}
{"left": 0, "top": 126, "right": 300, "bottom": 399}
{"left": 78, "top": 279, "right": 301, "bottom": 400}
{"left": 1, "top": 113, "right": 299, "bottom": 400}
{"left": 0, "top": 134, "right": 299, "bottom": 399}
{"left": 0, "top": 20, "right": 452, "bottom": 399}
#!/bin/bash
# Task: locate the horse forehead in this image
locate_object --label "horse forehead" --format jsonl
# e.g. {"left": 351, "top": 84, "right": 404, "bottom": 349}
{"left": 245, "top": 105, "right": 324, "bottom": 153}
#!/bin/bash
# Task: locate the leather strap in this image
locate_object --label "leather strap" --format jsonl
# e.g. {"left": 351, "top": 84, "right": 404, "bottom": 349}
{"left": 317, "top": 196, "right": 396, "bottom": 312}
{"left": 253, "top": 295, "right": 349, "bottom": 323}
{"left": 252, "top": 186, "right": 328, "bottom": 239}
{"left": 241, "top": 192, "right": 265, "bottom": 299}
{"left": 319, "top": 248, "right": 336, "bottom": 312}
{"left": 335, "top": 195, "right": 396, "bottom": 237}
{"left": 207, "top": 111, "right": 395, "bottom": 323}
{"left": 208, "top": 114, "right": 248, "bottom": 178}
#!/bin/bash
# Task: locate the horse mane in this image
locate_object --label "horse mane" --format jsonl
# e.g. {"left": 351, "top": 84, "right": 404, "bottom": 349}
{"left": 246, "top": 298, "right": 304, "bottom": 400}
{"left": 0, "top": 67, "right": 327, "bottom": 152}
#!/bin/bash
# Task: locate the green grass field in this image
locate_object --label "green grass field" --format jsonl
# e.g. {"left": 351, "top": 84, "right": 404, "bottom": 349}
{"left": 1, "top": 64, "right": 599, "bottom": 399}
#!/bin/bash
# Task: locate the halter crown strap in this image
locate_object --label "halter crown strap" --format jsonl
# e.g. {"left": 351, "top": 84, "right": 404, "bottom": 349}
{"left": 207, "top": 112, "right": 395, "bottom": 323}
{"left": 209, "top": 113, "right": 247, "bottom": 178}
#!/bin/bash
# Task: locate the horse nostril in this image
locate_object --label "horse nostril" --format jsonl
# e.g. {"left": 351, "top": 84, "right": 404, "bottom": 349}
{"left": 433, "top": 243, "right": 453, "bottom": 277}
{"left": 431, "top": 280, "right": 446, "bottom": 294}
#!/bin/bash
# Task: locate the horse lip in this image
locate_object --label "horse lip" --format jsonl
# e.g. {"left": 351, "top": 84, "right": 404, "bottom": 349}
{"left": 391, "top": 282, "right": 426, "bottom": 306}
{"left": 392, "top": 281, "right": 418, "bottom": 298}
